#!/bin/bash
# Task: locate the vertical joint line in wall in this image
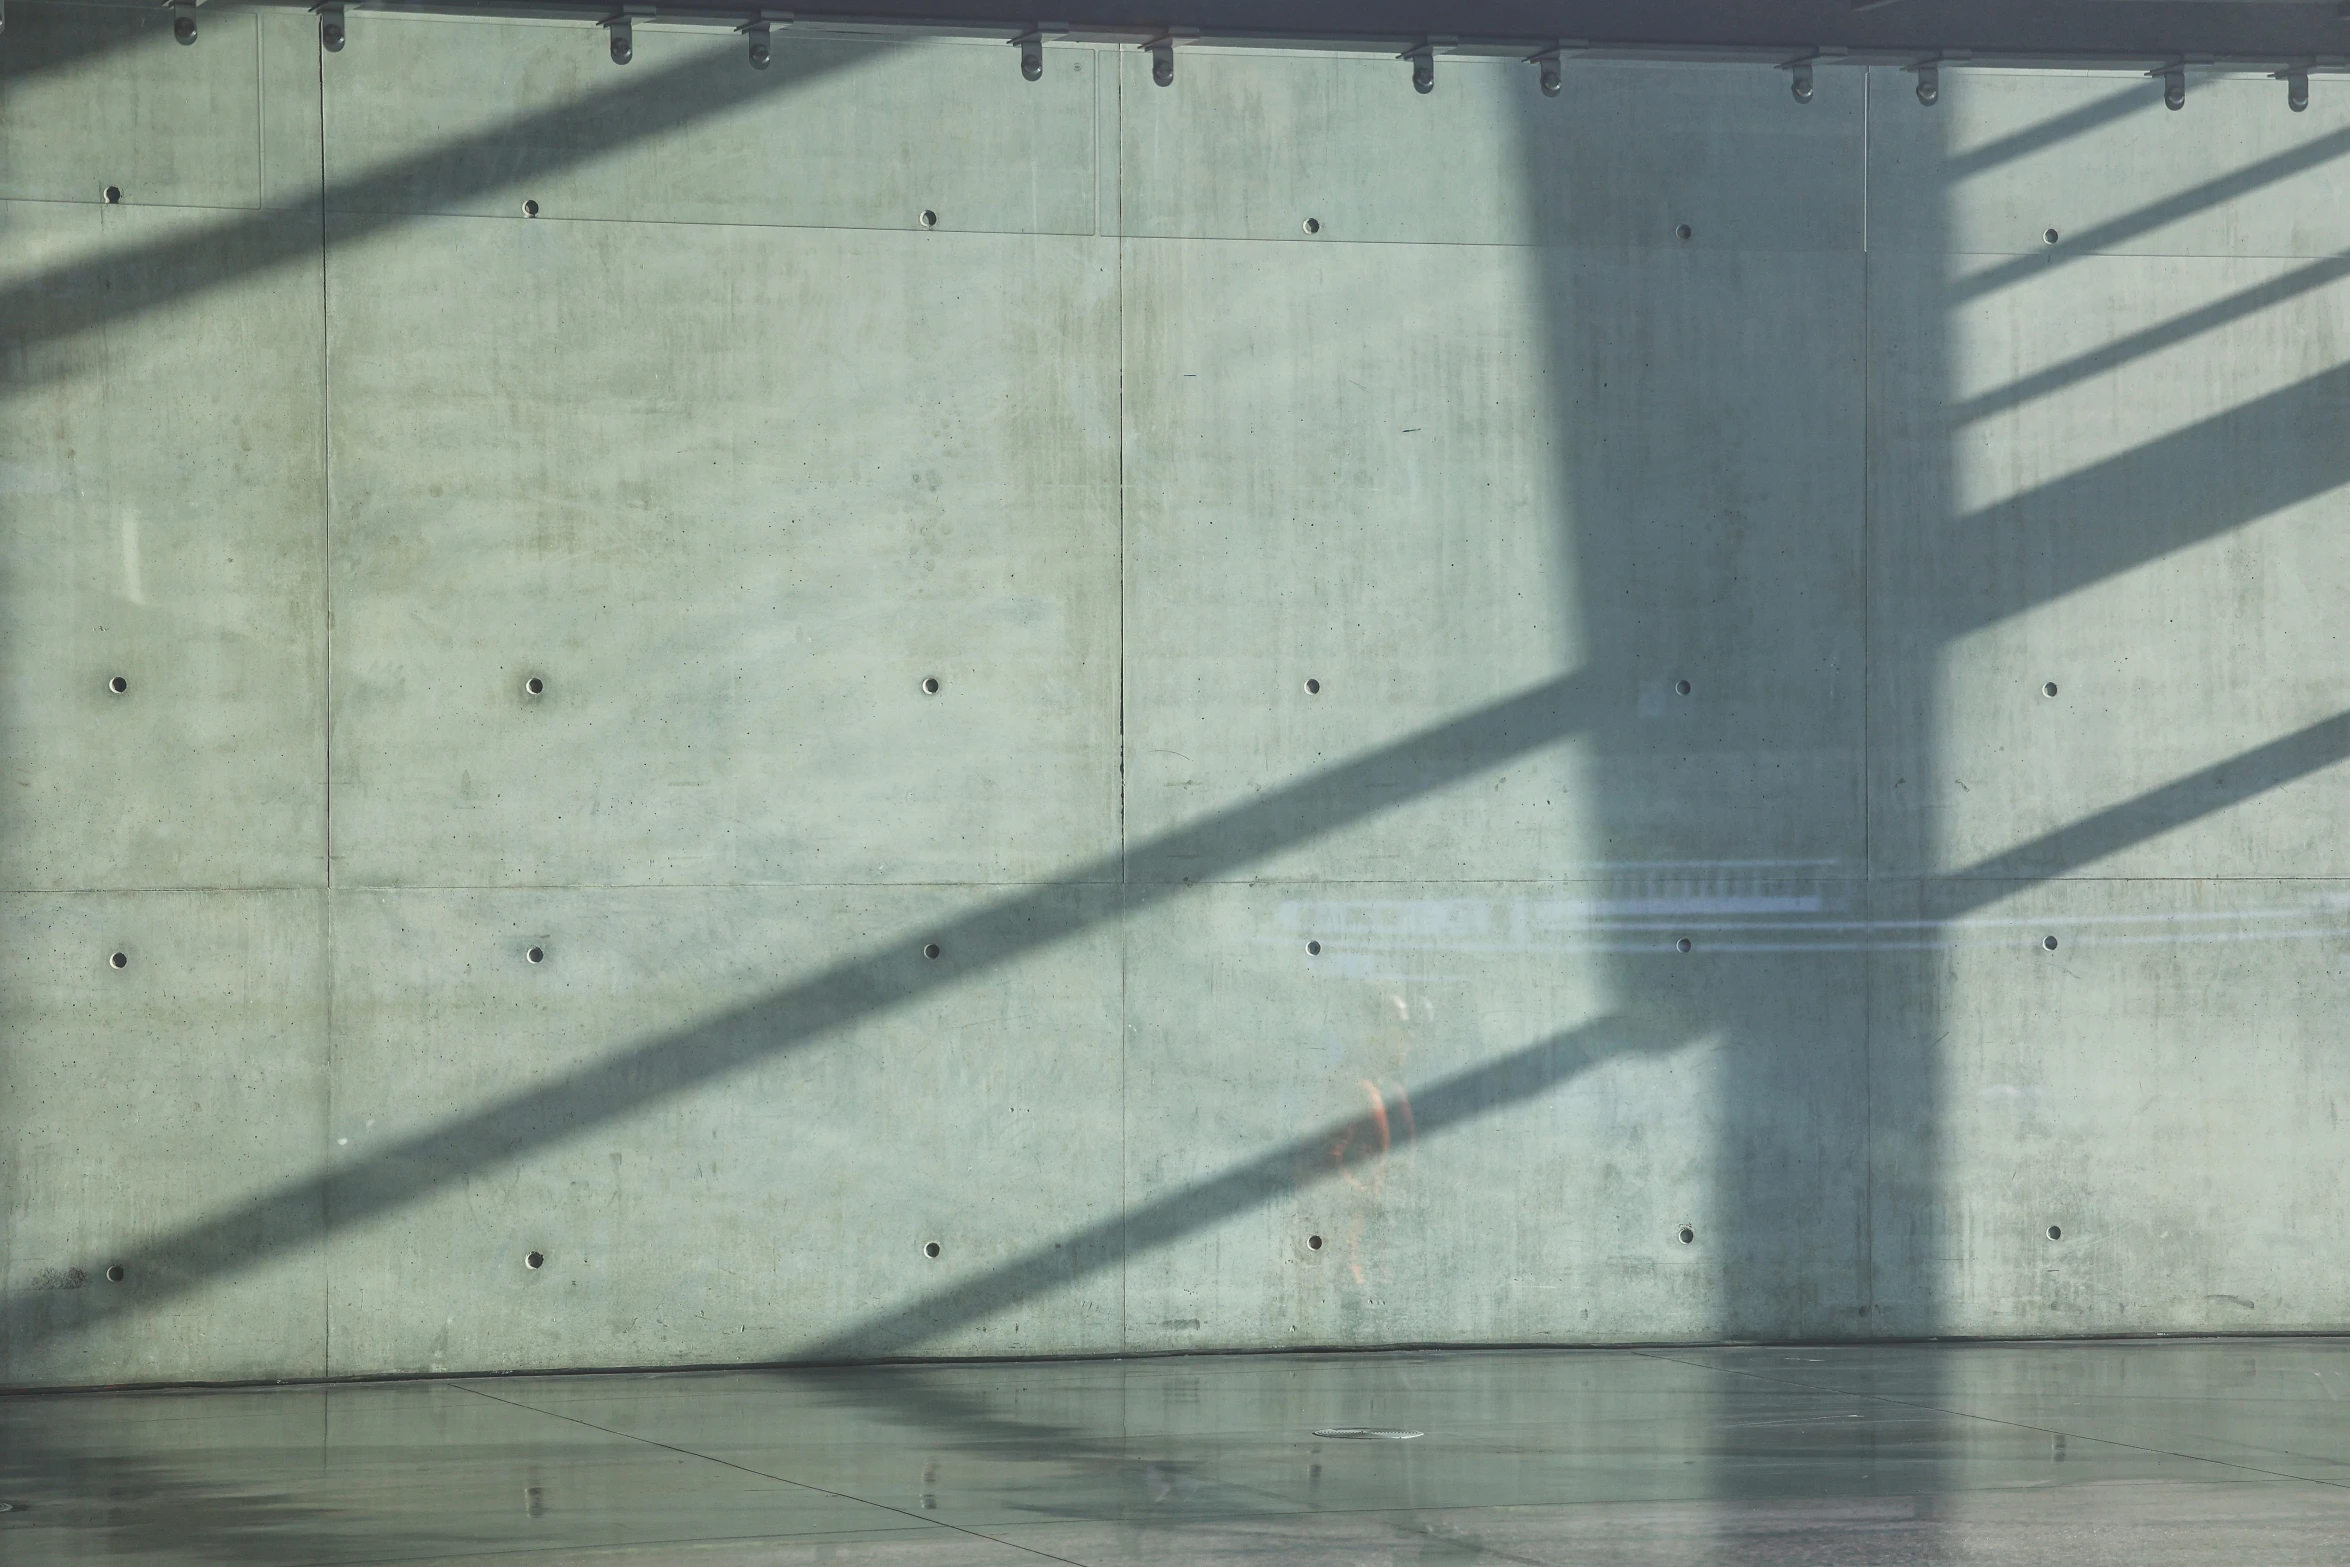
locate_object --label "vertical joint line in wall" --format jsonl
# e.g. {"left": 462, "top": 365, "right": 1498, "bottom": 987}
{"left": 317, "top": 48, "right": 334, "bottom": 895}
{"left": 1111, "top": 45, "right": 1130, "bottom": 1356}
{"left": 1859, "top": 65, "right": 1872, "bottom": 886}
{"left": 317, "top": 29, "right": 337, "bottom": 1373}
{"left": 1113, "top": 48, "right": 1128, "bottom": 888}
{"left": 1858, "top": 64, "right": 1876, "bottom": 1324}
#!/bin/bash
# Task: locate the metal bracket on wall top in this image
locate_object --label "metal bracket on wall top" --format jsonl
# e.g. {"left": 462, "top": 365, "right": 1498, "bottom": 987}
{"left": 1141, "top": 27, "right": 1192, "bottom": 87}
{"left": 1523, "top": 40, "right": 1588, "bottom": 98}
{"left": 2274, "top": 59, "right": 2315, "bottom": 111}
{"left": 740, "top": 8, "right": 788, "bottom": 68}
{"left": 1902, "top": 49, "right": 1966, "bottom": 105}
{"left": 603, "top": 3, "right": 652, "bottom": 62}
{"left": 2149, "top": 55, "right": 2209, "bottom": 109}
{"left": 1010, "top": 23, "right": 1067, "bottom": 80}
{"left": 1399, "top": 35, "right": 1453, "bottom": 94}
{"left": 316, "top": 1, "right": 345, "bottom": 51}
{"left": 1778, "top": 46, "right": 1847, "bottom": 103}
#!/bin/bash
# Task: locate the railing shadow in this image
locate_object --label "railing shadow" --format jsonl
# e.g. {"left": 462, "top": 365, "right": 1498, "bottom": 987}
{"left": 3, "top": 672, "right": 1603, "bottom": 1368}
{"left": 0, "top": 17, "right": 884, "bottom": 384}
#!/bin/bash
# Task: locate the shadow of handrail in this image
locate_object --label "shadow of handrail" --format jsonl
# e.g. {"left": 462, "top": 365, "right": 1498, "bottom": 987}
{"left": 0, "top": 0, "right": 170, "bottom": 88}
{"left": 1953, "top": 255, "right": 2350, "bottom": 428}
{"left": 1940, "top": 710, "right": 2350, "bottom": 898}
{"left": 0, "top": 26, "right": 879, "bottom": 374}
{"left": 795, "top": 1012, "right": 1668, "bottom": 1361}
{"left": 1, "top": 672, "right": 1601, "bottom": 1372}
{"left": 1941, "top": 82, "right": 2149, "bottom": 183}
{"left": 1941, "top": 361, "right": 2350, "bottom": 634}
{"left": 1951, "top": 126, "right": 2350, "bottom": 306}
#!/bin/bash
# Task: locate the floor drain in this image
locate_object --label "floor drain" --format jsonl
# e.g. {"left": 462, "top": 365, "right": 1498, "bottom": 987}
{"left": 1313, "top": 1427, "right": 1422, "bottom": 1440}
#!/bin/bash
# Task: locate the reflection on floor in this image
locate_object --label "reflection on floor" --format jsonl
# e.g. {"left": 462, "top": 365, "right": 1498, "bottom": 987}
{"left": 5, "top": 1339, "right": 2349, "bottom": 1564}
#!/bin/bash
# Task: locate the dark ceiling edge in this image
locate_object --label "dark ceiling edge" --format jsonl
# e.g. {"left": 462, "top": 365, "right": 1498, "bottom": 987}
{"left": 17, "top": 0, "right": 2350, "bottom": 71}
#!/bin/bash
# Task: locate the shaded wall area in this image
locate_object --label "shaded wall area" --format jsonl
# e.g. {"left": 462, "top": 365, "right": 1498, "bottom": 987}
{"left": 2, "top": 3, "right": 2346, "bottom": 1387}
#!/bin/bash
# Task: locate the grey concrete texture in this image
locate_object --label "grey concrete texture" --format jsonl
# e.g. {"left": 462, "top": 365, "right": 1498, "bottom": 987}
{"left": 1867, "top": 876, "right": 2350, "bottom": 1337}
{"left": 0, "top": 892, "right": 330, "bottom": 1386}
{"left": 8, "top": 1340, "right": 2350, "bottom": 1564}
{"left": 1119, "top": 884, "right": 1869, "bottom": 1351}
{"left": 323, "top": 886, "right": 1126, "bottom": 1375}
{"left": 2, "top": 4, "right": 2348, "bottom": 1387}
{"left": 0, "top": 6, "right": 267, "bottom": 210}
{"left": 1119, "top": 239, "right": 1866, "bottom": 880}
{"left": 325, "top": 214, "right": 1119, "bottom": 886}
{"left": 0, "top": 196, "right": 327, "bottom": 891}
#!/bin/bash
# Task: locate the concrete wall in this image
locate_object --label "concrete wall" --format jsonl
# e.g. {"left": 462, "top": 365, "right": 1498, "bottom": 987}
{"left": 3, "top": 4, "right": 2347, "bottom": 1388}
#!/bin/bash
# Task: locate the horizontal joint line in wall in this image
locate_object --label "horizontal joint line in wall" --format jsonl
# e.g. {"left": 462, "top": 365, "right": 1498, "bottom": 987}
{"left": 8, "top": 877, "right": 2348, "bottom": 893}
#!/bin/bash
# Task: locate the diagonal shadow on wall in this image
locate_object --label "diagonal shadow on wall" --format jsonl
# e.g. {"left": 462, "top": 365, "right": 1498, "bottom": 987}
{"left": 1952, "top": 254, "right": 2350, "bottom": 428}
{"left": 3, "top": 672, "right": 1604, "bottom": 1371}
{"left": 1930, "top": 360, "right": 2350, "bottom": 637}
{"left": 717, "top": 714, "right": 2350, "bottom": 1380}
{"left": 8, "top": 30, "right": 2349, "bottom": 1404}
{"left": 794, "top": 1013, "right": 1678, "bottom": 1362}
{"left": 1950, "top": 124, "right": 2350, "bottom": 306}
{"left": 1940, "top": 710, "right": 2350, "bottom": 893}
{"left": 1940, "top": 81, "right": 2148, "bottom": 181}
{"left": 0, "top": 0, "right": 163, "bottom": 87}
{"left": 0, "top": 20, "right": 884, "bottom": 381}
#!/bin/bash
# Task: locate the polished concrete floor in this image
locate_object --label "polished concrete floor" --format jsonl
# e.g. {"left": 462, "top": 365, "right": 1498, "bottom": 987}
{"left": 5, "top": 1339, "right": 2350, "bottom": 1564}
